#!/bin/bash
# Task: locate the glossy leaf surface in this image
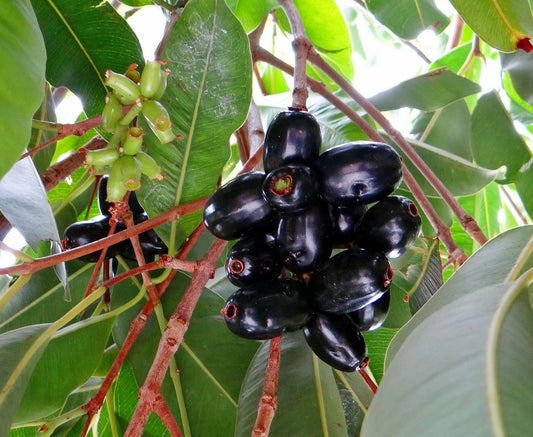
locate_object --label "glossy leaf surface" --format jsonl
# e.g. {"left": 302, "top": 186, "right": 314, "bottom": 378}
{"left": 138, "top": 0, "right": 253, "bottom": 253}
{"left": 0, "top": 0, "right": 45, "bottom": 181}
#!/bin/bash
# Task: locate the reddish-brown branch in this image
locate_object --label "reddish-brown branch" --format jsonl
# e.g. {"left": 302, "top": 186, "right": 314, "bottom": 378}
{"left": 81, "top": 224, "right": 206, "bottom": 436}
{"left": 252, "top": 336, "right": 282, "bottom": 437}
{"left": 0, "top": 197, "right": 208, "bottom": 276}
{"left": 125, "top": 237, "right": 227, "bottom": 436}
{"left": 277, "top": 0, "right": 310, "bottom": 109}
{"left": 154, "top": 396, "right": 184, "bottom": 437}
{"left": 359, "top": 363, "right": 378, "bottom": 395}
{"left": 305, "top": 48, "right": 488, "bottom": 246}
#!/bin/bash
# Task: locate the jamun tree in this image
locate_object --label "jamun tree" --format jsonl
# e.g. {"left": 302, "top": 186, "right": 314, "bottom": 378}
{"left": 0, "top": 0, "right": 532, "bottom": 436}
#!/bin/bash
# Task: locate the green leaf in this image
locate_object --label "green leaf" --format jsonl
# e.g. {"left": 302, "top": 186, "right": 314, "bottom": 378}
{"left": 30, "top": 0, "right": 144, "bottom": 117}
{"left": 228, "top": 0, "right": 278, "bottom": 32}
{"left": 261, "top": 65, "right": 290, "bottom": 95}
{"left": 370, "top": 69, "right": 481, "bottom": 112}
{"left": 392, "top": 139, "right": 500, "bottom": 197}
{"left": 429, "top": 43, "right": 471, "bottom": 73}
{"left": 14, "top": 314, "right": 115, "bottom": 424}
{"left": 361, "top": 268, "right": 533, "bottom": 436}
{"left": 471, "top": 91, "right": 531, "bottom": 182}
{"left": 138, "top": 0, "right": 253, "bottom": 253}
{"left": 501, "top": 50, "right": 533, "bottom": 106}
{"left": 366, "top": 0, "right": 450, "bottom": 40}
{"left": 386, "top": 225, "right": 533, "bottom": 367}
{"left": 276, "top": 0, "right": 354, "bottom": 81}
{"left": 236, "top": 332, "right": 353, "bottom": 436}
{"left": 515, "top": 162, "right": 533, "bottom": 220}
{"left": 0, "top": 0, "right": 46, "bottom": 181}
{"left": 362, "top": 328, "right": 397, "bottom": 384}
{"left": 0, "top": 324, "right": 51, "bottom": 437}
{"left": 412, "top": 99, "right": 472, "bottom": 160}
{"left": 449, "top": 0, "right": 533, "bottom": 52}
{"left": 29, "top": 86, "right": 57, "bottom": 174}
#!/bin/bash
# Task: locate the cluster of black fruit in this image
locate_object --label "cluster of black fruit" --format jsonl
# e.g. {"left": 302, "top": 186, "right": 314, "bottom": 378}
{"left": 63, "top": 176, "right": 167, "bottom": 263}
{"left": 203, "top": 108, "right": 421, "bottom": 372}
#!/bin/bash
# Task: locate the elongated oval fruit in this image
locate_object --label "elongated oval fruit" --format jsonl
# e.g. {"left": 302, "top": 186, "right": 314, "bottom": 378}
{"left": 225, "top": 234, "right": 282, "bottom": 286}
{"left": 347, "top": 290, "right": 390, "bottom": 332}
{"left": 354, "top": 195, "right": 422, "bottom": 258}
{"left": 309, "top": 248, "right": 392, "bottom": 314}
{"left": 276, "top": 202, "right": 333, "bottom": 274}
{"left": 135, "top": 151, "right": 164, "bottom": 181}
{"left": 263, "top": 109, "right": 321, "bottom": 173}
{"left": 316, "top": 141, "right": 402, "bottom": 206}
{"left": 104, "top": 70, "right": 140, "bottom": 104}
{"left": 85, "top": 148, "right": 120, "bottom": 168}
{"left": 303, "top": 312, "right": 368, "bottom": 372}
{"left": 107, "top": 155, "right": 142, "bottom": 202}
{"left": 140, "top": 61, "right": 162, "bottom": 99}
{"left": 101, "top": 94, "right": 123, "bottom": 133}
{"left": 98, "top": 176, "right": 144, "bottom": 216}
{"left": 262, "top": 164, "right": 319, "bottom": 212}
{"left": 141, "top": 100, "right": 174, "bottom": 144}
{"left": 121, "top": 126, "right": 144, "bottom": 156}
{"left": 330, "top": 204, "right": 367, "bottom": 248}
{"left": 222, "top": 279, "right": 312, "bottom": 340}
{"left": 203, "top": 172, "right": 276, "bottom": 240}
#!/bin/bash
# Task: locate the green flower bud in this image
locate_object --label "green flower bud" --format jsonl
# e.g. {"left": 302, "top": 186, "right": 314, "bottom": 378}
{"left": 140, "top": 61, "right": 163, "bottom": 99}
{"left": 136, "top": 151, "right": 164, "bottom": 181}
{"left": 85, "top": 148, "right": 120, "bottom": 167}
{"left": 107, "top": 155, "right": 142, "bottom": 202}
{"left": 152, "top": 68, "right": 170, "bottom": 100}
{"left": 105, "top": 70, "right": 140, "bottom": 104}
{"left": 101, "top": 94, "right": 123, "bottom": 133}
{"left": 122, "top": 126, "right": 144, "bottom": 156}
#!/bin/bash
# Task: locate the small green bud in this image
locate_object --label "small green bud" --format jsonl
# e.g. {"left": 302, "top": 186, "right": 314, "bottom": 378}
{"left": 140, "top": 61, "right": 163, "bottom": 99}
{"left": 105, "top": 70, "right": 140, "bottom": 104}
{"left": 85, "top": 148, "right": 120, "bottom": 167}
{"left": 136, "top": 151, "right": 164, "bottom": 181}
{"left": 122, "top": 126, "right": 144, "bottom": 156}
{"left": 152, "top": 68, "right": 170, "bottom": 100}
{"left": 101, "top": 94, "right": 123, "bottom": 133}
{"left": 107, "top": 155, "right": 142, "bottom": 202}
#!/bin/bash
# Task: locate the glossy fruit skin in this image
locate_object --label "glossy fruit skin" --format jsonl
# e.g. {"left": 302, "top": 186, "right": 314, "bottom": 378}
{"left": 263, "top": 110, "right": 322, "bottom": 173}
{"left": 262, "top": 164, "right": 319, "bottom": 212}
{"left": 316, "top": 141, "right": 402, "bottom": 206}
{"left": 98, "top": 176, "right": 144, "bottom": 216}
{"left": 225, "top": 234, "right": 282, "bottom": 286}
{"left": 64, "top": 215, "right": 119, "bottom": 262}
{"left": 203, "top": 172, "right": 276, "bottom": 241}
{"left": 347, "top": 290, "right": 390, "bottom": 332}
{"left": 222, "top": 279, "right": 312, "bottom": 340}
{"left": 354, "top": 195, "right": 422, "bottom": 258}
{"left": 116, "top": 213, "right": 168, "bottom": 262}
{"left": 277, "top": 203, "right": 333, "bottom": 274}
{"left": 330, "top": 204, "right": 367, "bottom": 247}
{"left": 309, "top": 248, "right": 392, "bottom": 314}
{"left": 303, "top": 312, "right": 368, "bottom": 372}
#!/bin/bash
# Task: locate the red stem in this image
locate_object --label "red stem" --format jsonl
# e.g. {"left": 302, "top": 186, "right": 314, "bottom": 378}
{"left": 154, "top": 396, "right": 184, "bottom": 437}
{"left": 252, "top": 336, "right": 282, "bottom": 437}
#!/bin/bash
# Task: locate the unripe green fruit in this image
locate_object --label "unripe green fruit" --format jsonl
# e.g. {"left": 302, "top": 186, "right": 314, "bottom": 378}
{"left": 136, "top": 151, "right": 164, "bottom": 181}
{"left": 85, "top": 148, "right": 120, "bottom": 167}
{"left": 141, "top": 100, "right": 175, "bottom": 144}
{"left": 119, "top": 101, "right": 143, "bottom": 126}
{"left": 152, "top": 68, "right": 170, "bottom": 100}
{"left": 140, "top": 61, "right": 162, "bottom": 99}
{"left": 101, "top": 94, "right": 123, "bottom": 133}
{"left": 104, "top": 70, "right": 140, "bottom": 104}
{"left": 122, "top": 126, "right": 144, "bottom": 156}
{"left": 107, "top": 155, "right": 142, "bottom": 202}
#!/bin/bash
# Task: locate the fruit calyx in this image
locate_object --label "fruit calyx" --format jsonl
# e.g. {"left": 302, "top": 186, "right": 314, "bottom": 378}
{"left": 270, "top": 174, "right": 293, "bottom": 195}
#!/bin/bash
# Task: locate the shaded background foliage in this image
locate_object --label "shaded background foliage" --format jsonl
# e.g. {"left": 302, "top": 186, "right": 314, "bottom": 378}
{"left": 0, "top": 0, "right": 532, "bottom": 436}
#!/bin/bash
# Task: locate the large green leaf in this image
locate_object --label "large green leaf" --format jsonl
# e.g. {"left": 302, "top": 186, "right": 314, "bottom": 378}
{"left": 0, "top": 0, "right": 46, "bottom": 181}
{"left": 227, "top": 0, "right": 278, "bottom": 32}
{"left": 30, "top": 0, "right": 144, "bottom": 117}
{"left": 370, "top": 69, "right": 481, "bottom": 112}
{"left": 449, "top": 0, "right": 533, "bottom": 52}
{"left": 471, "top": 91, "right": 531, "bottom": 183}
{"left": 366, "top": 0, "right": 449, "bottom": 40}
{"left": 515, "top": 161, "right": 533, "bottom": 219}
{"left": 386, "top": 225, "right": 533, "bottom": 367}
{"left": 138, "top": 0, "right": 253, "bottom": 253}
{"left": 0, "top": 324, "right": 51, "bottom": 437}
{"left": 362, "top": 270, "right": 533, "bottom": 436}
{"left": 501, "top": 50, "right": 533, "bottom": 106}
{"left": 13, "top": 314, "right": 115, "bottom": 424}
{"left": 111, "top": 269, "right": 259, "bottom": 435}
{"left": 235, "top": 332, "right": 370, "bottom": 436}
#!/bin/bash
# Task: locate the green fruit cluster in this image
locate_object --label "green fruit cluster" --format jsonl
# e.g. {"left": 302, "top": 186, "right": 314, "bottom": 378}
{"left": 85, "top": 61, "right": 174, "bottom": 203}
